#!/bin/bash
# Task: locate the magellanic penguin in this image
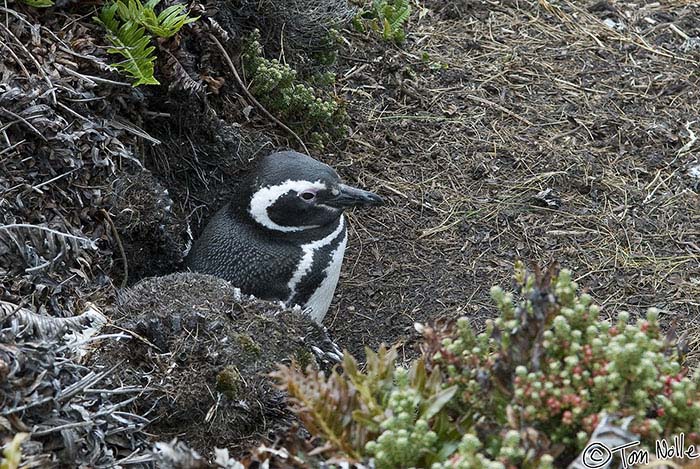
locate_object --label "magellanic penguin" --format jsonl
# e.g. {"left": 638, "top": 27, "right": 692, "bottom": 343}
{"left": 185, "top": 151, "right": 383, "bottom": 324}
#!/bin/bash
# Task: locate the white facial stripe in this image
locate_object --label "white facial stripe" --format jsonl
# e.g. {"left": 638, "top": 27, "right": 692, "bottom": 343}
{"left": 248, "top": 179, "right": 326, "bottom": 232}
{"left": 287, "top": 215, "right": 346, "bottom": 318}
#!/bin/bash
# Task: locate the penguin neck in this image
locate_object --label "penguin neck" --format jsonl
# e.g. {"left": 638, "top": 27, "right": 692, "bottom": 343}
{"left": 227, "top": 201, "right": 344, "bottom": 244}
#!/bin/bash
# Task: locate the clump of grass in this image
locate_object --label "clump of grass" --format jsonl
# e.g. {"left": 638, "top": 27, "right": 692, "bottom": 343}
{"left": 241, "top": 30, "right": 347, "bottom": 147}
{"left": 273, "top": 263, "right": 700, "bottom": 467}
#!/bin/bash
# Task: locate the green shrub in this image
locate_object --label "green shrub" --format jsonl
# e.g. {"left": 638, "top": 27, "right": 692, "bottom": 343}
{"left": 354, "top": 0, "right": 411, "bottom": 44}
{"left": 274, "top": 263, "right": 700, "bottom": 467}
{"left": 241, "top": 30, "right": 348, "bottom": 146}
{"left": 312, "top": 28, "right": 344, "bottom": 66}
{"left": 95, "top": 0, "right": 198, "bottom": 86}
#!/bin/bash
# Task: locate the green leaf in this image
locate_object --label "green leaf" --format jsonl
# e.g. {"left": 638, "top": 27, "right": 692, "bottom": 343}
{"left": 421, "top": 385, "right": 458, "bottom": 420}
{"left": 435, "top": 440, "right": 461, "bottom": 461}
{"left": 382, "top": 18, "right": 392, "bottom": 40}
{"left": 148, "top": 4, "right": 198, "bottom": 38}
{"left": 19, "top": 0, "right": 54, "bottom": 7}
{"left": 95, "top": 0, "right": 198, "bottom": 85}
{"left": 96, "top": 5, "right": 159, "bottom": 86}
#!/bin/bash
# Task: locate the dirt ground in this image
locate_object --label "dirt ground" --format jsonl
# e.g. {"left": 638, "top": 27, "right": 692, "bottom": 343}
{"left": 313, "top": 0, "right": 700, "bottom": 361}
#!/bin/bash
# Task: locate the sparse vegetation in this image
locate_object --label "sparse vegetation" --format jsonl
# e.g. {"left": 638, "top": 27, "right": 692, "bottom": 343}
{"left": 216, "top": 365, "right": 242, "bottom": 399}
{"left": 354, "top": 0, "right": 411, "bottom": 43}
{"left": 274, "top": 264, "right": 700, "bottom": 467}
{"left": 0, "top": 434, "right": 27, "bottom": 469}
{"left": 241, "top": 30, "right": 348, "bottom": 146}
{"left": 94, "top": 0, "right": 198, "bottom": 85}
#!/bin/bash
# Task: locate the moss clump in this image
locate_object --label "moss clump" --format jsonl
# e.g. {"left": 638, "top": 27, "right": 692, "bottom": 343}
{"left": 241, "top": 30, "right": 347, "bottom": 146}
{"left": 235, "top": 333, "right": 261, "bottom": 356}
{"left": 293, "top": 348, "right": 314, "bottom": 371}
{"left": 216, "top": 365, "right": 242, "bottom": 400}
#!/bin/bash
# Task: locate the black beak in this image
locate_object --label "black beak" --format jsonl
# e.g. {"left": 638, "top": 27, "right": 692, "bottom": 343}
{"left": 327, "top": 183, "right": 384, "bottom": 208}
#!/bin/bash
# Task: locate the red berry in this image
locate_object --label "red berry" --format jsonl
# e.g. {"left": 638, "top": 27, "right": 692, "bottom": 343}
{"left": 562, "top": 410, "right": 573, "bottom": 425}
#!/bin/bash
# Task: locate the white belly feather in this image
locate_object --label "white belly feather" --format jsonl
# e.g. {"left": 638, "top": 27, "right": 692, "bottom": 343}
{"left": 305, "top": 229, "right": 348, "bottom": 323}
{"left": 286, "top": 216, "right": 347, "bottom": 323}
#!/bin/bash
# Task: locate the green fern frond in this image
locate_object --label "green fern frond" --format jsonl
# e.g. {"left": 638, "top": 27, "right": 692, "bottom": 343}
{"left": 95, "top": 0, "right": 198, "bottom": 86}
{"left": 363, "top": 0, "right": 411, "bottom": 43}
{"left": 109, "top": 22, "right": 159, "bottom": 86}
{"left": 115, "top": 0, "right": 143, "bottom": 24}
{"left": 143, "top": 4, "right": 199, "bottom": 38}
{"left": 388, "top": 0, "right": 411, "bottom": 29}
{"left": 97, "top": 3, "right": 120, "bottom": 32}
{"left": 96, "top": 4, "right": 159, "bottom": 86}
{"left": 113, "top": 0, "right": 198, "bottom": 38}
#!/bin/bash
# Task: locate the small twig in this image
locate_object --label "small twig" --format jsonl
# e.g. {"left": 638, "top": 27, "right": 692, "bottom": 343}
{"left": 32, "top": 421, "right": 95, "bottom": 437}
{"left": 463, "top": 94, "right": 535, "bottom": 127}
{"left": 55, "top": 101, "right": 90, "bottom": 122}
{"left": 0, "top": 37, "right": 30, "bottom": 77}
{"left": 101, "top": 209, "right": 128, "bottom": 289}
{"left": 0, "top": 21, "right": 55, "bottom": 104}
{"left": 669, "top": 23, "right": 689, "bottom": 41}
{"left": 57, "top": 63, "right": 132, "bottom": 87}
{"left": 208, "top": 33, "right": 309, "bottom": 154}
{"left": 0, "top": 224, "right": 96, "bottom": 248}
{"left": 0, "top": 108, "right": 47, "bottom": 142}
{"left": 31, "top": 168, "right": 79, "bottom": 192}
{"left": 57, "top": 363, "right": 121, "bottom": 402}
{"left": 106, "top": 324, "right": 162, "bottom": 351}
{"left": 380, "top": 183, "right": 438, "bottom": 213}
{"left": 110, "top": 118, "right": 162, "bottom": 145}
{"left": 0, "top": 138, "right": 25, "bottom": 157}
{"left": 55, "top": 333, "right": 129, "bottom": 353}
{"left": 1, "top": 396, "right": 55, "bottom": 416}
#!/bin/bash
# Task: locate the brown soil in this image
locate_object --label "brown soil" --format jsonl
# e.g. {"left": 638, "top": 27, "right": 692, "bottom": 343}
{"left": 319, "top": 0, "right": 700, "bottom": 362}
{"left": 144, "top": 1, "right": 700, "bottom": 364}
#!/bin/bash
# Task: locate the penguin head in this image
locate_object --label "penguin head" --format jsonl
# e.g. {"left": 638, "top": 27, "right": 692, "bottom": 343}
{"left": 243, "top": 151, "right": 383, "bottom": 233}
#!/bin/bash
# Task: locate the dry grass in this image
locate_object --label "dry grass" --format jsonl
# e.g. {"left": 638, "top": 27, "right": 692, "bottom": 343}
{"left": 328, "top": 0, "right": 700, "bottom": 363}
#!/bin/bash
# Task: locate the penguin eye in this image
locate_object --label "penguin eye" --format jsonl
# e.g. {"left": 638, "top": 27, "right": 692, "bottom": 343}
{"left": 299, "top": 191, "right": 316, "bottom": 201}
